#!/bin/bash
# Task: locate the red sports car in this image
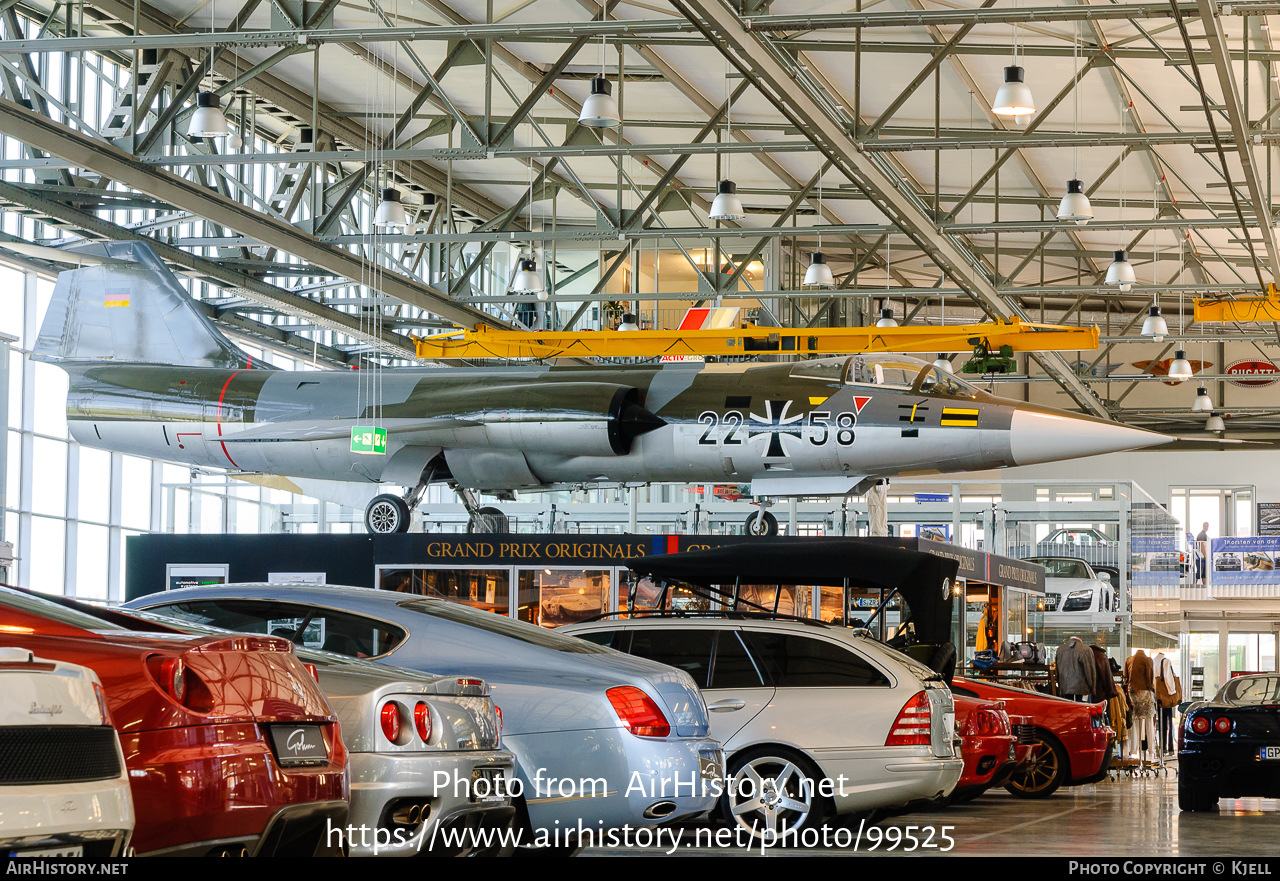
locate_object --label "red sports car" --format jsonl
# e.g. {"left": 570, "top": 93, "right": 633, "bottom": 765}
{"left": 0, "top": 586, "right": 348, "bottom": 856}
{"left": 951, "top": 676, "right": 1114, "bottom": 798}
{"left": 950, "top": 695, "right": 1019, "bottom": 801}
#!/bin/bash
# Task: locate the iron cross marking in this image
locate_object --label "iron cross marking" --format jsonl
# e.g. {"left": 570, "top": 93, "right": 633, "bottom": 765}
{"left": 748, "top": 399, "right": 804, "bottom": 458}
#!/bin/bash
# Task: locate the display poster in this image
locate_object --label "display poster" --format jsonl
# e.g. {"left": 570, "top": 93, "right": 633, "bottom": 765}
{"left": 165, "top": 563, "right": 228, "bottom": 591}
{"left": 1130, "top": 533, "right": 1182, "bottom": 586}
{"left": 1258, "top": 503, "right": 1280, "bottom": 536}
{"left": 1209, "top": 536, "right": 1280, "bottom": 584}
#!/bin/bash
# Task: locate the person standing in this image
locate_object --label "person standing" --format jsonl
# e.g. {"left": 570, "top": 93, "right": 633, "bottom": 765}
{"left": 1195, "top": 522, "right": 1210, "bottom": 586}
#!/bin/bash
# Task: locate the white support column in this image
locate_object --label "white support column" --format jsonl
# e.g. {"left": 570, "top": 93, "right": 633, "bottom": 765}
{"left": 15, "top": 270, "right": 36, "bottom": 589}
{"left": 64, "top": 442, "right": 79, "bottom": 597}
{"left": 107, "top": 451, "right": 123, "bottom": 602}
{"left": 150, "top": 462, "right": 162, "bottom": 532}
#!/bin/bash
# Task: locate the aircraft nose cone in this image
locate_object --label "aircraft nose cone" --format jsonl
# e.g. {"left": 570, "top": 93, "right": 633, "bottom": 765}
{"left": 1009, "top": 408, "right": 1172, "bottom": 466}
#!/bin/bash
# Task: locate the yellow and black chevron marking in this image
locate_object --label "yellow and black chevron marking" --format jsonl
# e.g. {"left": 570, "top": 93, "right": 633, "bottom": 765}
{"left": 940, "top": 407, "right": 980, "bottom": 427}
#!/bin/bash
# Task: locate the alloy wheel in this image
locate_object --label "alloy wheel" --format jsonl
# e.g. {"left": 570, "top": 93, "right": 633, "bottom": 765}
{"left": 728, "top": 756, "right": 815, "bottom": 839}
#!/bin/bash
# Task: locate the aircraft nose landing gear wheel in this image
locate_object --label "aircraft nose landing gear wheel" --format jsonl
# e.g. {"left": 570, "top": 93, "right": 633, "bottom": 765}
{"left": 365, "top": 494, "right": 411, "bottom": 534}
{"left": 745, "top": 510, "right": 778, "bottom": 536}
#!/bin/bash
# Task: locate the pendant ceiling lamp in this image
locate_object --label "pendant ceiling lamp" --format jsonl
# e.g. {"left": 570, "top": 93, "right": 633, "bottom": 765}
{"left": 804, "top": 162, "right": 834, "bottom": 286}
{"left": 618, "top": 312, "right": 640, "bottom": 331}
{"left": 1206, "top": 415, "right": 1226, "bottom": 432}
{"left": 190, "top": 91, "right": 228, "bottom": 138}
{"left": 804, "top": 252, "right": 834, "bottom": 287}
{"left": 710, "top": 64, "right": 744, "bottom": 222}
{"left": 710, "top": 180, "right": 744, "bottom": 221}
{"left": 1168, "top": 350, "right": 1193, "bottom": 382}
{"left": 190, "top": 1, "right": 227, "bottom": 139}
{"left": 1057, "top": 179, "right": 1092, "bottom": 225}
{"left": 1105, "top": 250, "right": 1136, "bottom": 292}
{"left": 993, "top": 67, "right": 1035, "bottom": 117}
{"left": 227, "top": 130, "right": 244, "bottom": 150}
{"left": 374, "top": 187, "right": 408, "bottom": 228}
{"left": 934, "top": 355, "right": 954, "bottom": 374}
{"left": 1141, "top": 305, "right": 1168, "bottom": 341}
{"left": 1057, "top": 29, "right": 1092, "bottom": 225}
{"left": 578, "top": 37, "right": 620, "bottom": 128}
{"left": 1192, "top": 386, "right": 1214, "bottom": 412}
{"left": 875, "top": 308, "right": 898, "bottom": 328}
{"left": 510, "top": 258, "right": 544, "bottom": 294}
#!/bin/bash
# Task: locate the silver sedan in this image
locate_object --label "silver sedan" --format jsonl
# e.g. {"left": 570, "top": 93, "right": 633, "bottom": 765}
{"left": 110, "top": 605, "right": 516, "bottom": 857}
{"left": 125, "top": 584, "right": 725, "bottom": 851}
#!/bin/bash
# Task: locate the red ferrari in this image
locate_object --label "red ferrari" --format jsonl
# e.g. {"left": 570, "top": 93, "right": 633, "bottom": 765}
{"left": 952, "top": 675, "right": 1114, "bottom": 798}
{"left": 950, "top": 695, "right": 1020, "bottom": 802}
{"left": 0, "top": 586, "right": 348, "bottom": 856}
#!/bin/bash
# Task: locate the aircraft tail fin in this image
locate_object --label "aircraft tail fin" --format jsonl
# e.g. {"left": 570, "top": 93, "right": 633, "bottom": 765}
{"left": 33, "top": 241, "right": 254, "bottom": 368}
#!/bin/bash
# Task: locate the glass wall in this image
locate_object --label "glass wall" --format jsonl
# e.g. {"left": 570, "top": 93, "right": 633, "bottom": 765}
{"left": 1228, "top": 632, "right": 1277, "bottom": 676}
{"left": 1183, "top": 632, "right": 1221, "bottom": 701}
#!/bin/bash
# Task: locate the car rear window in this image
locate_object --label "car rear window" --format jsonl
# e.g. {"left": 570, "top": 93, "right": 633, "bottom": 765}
{"left": 1222, "top": 675, "right": 1280, "bottom": 705}
{"left": 745, "top": 632, "right": 890, "bottom": 687}
{"left": 139, "top": 599, "right": 406, "bottom": 659}
{"left": 398, "top": 599, "right": 611, "bottom": 653}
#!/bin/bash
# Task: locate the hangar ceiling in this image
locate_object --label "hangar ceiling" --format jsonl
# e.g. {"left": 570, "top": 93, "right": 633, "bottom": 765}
{"left": 3, "top": 0, "right": 1280, "bottom": 432}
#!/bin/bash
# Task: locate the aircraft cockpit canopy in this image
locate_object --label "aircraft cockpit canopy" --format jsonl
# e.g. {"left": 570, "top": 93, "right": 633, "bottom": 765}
{"left": 788, "top": 355, "right": 981, "bottom": 399}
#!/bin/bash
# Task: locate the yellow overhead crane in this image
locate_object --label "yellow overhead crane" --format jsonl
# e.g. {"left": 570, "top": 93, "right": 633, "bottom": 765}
{"left": 412, "top": 317, "right": 1099, "bottom": 360}
{"left": 1194, "top": 284, "right": 1280, "bottom": 323}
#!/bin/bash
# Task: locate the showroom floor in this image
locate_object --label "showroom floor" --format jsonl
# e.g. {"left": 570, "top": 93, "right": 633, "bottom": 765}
{"left": 586, "top": 764, "right": 1280, "bottom": 856}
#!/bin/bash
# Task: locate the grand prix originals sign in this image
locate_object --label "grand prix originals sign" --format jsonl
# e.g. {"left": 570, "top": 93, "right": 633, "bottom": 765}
{"left": 1225, "top": 360, "right": 1280, "bottom": 388}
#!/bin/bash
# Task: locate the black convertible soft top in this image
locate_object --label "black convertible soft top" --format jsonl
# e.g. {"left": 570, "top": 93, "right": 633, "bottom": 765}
{"left": 627, "top": 538, "right": 959, "bottom": 646}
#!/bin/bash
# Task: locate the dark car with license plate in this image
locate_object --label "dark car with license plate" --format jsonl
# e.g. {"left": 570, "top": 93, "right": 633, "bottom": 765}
{"left": 1179, "top": 673, "right": 1280, "bottom": 811}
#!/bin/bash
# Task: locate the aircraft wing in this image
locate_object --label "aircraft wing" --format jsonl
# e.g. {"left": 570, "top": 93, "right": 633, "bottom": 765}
{"left": 217, "top": 416, "right": 480, "bottom": 443}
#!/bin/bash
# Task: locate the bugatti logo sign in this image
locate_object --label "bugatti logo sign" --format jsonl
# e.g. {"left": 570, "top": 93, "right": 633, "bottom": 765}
{"left": 1226, "top": 360, "right": 1280, "bottom": 388}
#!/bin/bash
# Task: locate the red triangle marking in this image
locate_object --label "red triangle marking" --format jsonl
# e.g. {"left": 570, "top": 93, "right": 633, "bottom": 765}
{"left": 853, "top": 396, "right": 872, "bottom": 414}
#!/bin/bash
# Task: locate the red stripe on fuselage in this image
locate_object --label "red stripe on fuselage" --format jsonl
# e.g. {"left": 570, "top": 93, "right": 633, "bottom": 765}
{"left": 216, "top": 370, "right": 242, "bottom": 469}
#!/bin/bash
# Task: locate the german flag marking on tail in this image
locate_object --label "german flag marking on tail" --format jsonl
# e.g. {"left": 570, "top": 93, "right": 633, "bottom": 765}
{"left": 940, "top": 407, "right": 979, "bottom": 427}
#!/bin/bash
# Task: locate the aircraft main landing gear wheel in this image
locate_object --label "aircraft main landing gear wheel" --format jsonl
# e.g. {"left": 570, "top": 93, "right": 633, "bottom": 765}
{"left": 467, "top": 506, "right": 508, "bottom": 534}
{"left": 745, "top": 511, "right": 779, "bottom": 536}
{"left": 366, "top": 494, "right": 411, "bottom": 534}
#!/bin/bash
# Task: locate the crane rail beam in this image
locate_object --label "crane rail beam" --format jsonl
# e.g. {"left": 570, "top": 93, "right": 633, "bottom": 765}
{"left": 412, "top": 319, "right": 1099, "bottom": 360}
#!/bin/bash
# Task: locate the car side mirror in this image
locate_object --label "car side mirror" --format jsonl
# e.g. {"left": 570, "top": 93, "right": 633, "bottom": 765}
{"left": 1097, "top": 571, "right": 1112, "bottom": 583}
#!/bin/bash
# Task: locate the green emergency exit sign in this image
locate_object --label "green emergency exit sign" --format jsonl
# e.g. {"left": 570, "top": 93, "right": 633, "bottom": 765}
{"left": 351, "top": 425, "right": 387, "bottom": 455}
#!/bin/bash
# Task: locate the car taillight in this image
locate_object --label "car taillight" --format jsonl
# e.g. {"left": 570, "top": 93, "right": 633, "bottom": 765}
{"left": 304, "top": 663, "right": 319, "bottom": 682}
{"left": 495, "top": 705, "right": 503, "bottom": 733}
{"left": 886, "top": 691, "right": 932, "bottom": 746}
{"left": 161, "top": 657, "right": 186, "bottom": 702}
{"left": 1091, "top": 709, "right": 1105, "bottom": 728}
{"left": 606, "top": 686, "right": 670, "bottom": 738}
{"left": 92, "top": 681, "right": 112, "bottom": 726}
{"left": 1214, "top": 716, "right": 1232, "bottom": 734}
{"left": 380, "top": 701, "right": 402, "bottom": 743}
{"left": 414, "top": 701, "right": 432, "bottom": 742}
{"left": 1190, "top": 715, "right": 1211, "bottom": 735}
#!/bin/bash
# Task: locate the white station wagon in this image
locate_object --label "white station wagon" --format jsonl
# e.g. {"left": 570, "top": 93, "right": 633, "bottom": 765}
{"left": 560, "top": 614, "right": 962, "bottom": 838}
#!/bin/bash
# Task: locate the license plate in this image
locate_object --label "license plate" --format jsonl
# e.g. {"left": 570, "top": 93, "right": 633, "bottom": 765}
{"left": 1259, "top": 746, "right": 1280, "bottom": 761}
{"left": 470, "top": 766, "right": 509, "bottom": 803}
{"left": 11, "top": 846, "right": 83, "bottom": 857}
{"left": 269, "top": 724, "right": 329, "bottom": 767}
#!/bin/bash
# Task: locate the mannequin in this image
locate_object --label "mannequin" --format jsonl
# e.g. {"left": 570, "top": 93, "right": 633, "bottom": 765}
{"left": 1057, "top": 636, "right": 1098, "bottom": 701}
{"left": 1153, "top": 653, "right": 1181, "bottom": 753}
{"left": 1124, "top": 649, "right": 1157, "bottom": 760}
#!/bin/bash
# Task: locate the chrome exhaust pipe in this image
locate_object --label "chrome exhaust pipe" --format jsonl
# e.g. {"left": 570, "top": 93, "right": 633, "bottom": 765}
{"left": 643, "top": 801, "right": 678, "bottom": 820}
{"left": 391, "top": 802, "right": 429, "bottom": 825}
